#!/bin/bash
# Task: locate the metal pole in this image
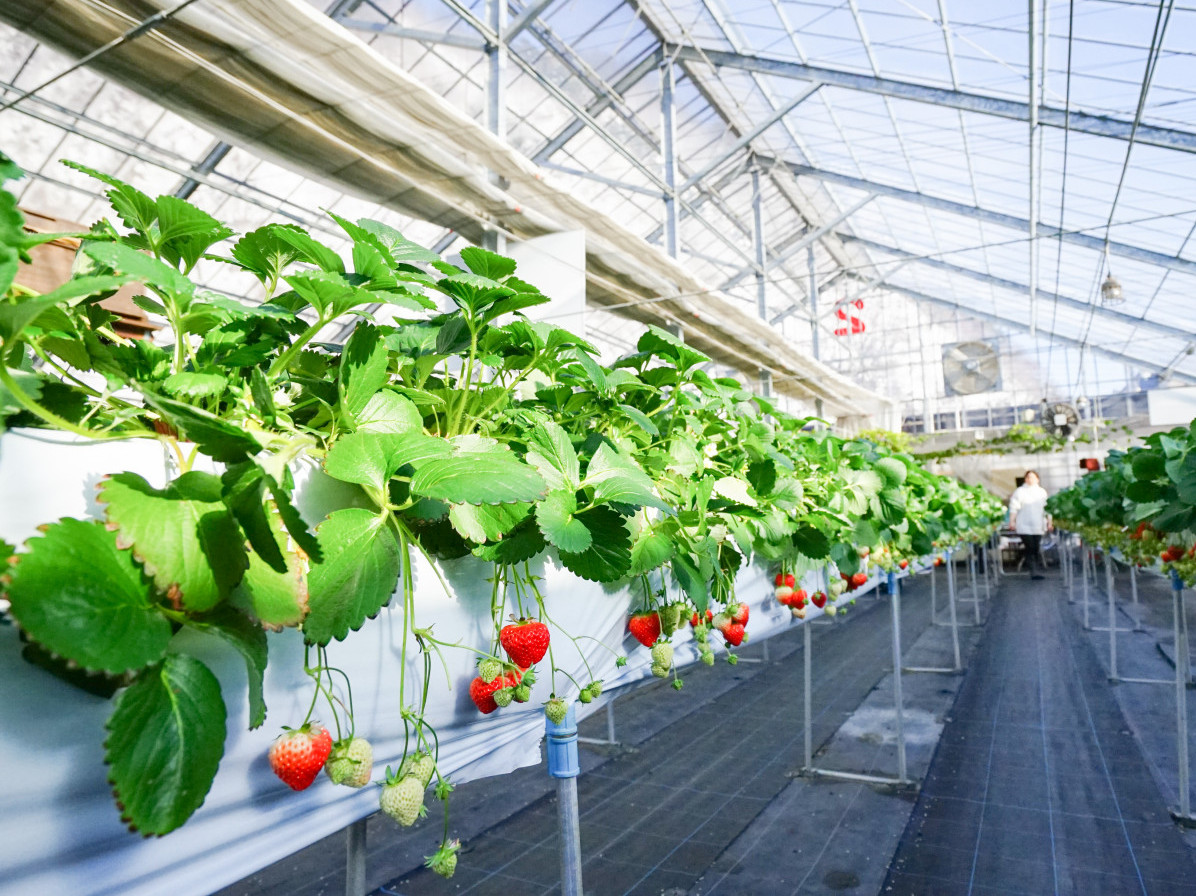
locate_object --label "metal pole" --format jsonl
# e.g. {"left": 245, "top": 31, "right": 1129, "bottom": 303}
{"left": 982, "top": 544, "right": 993, "bottom": 602}
{"left": 546, "top": 705, "right": 583, "bottom": 896}
{"left": 345, "top": 818, "right": 367, "bottom": 896}
{"left": 484, "top": 0, "right": 507, "bottom": 254}
{"left": 803, "top": 617, "right": 812, "bottom": 769}
{"left": 889, "top": 572, "right": 908, "bottom": 783}
{"left": 1173, "top": 571, "right": 1192, "bottom": 822}
{"left": 1028, "top": 0, "right": 1039, "bottom": 337}
{"left": 808, "top": 245, "right": 820, "bottom": 363}
{"left": 1083, "top": 545, "right": 1091, "bottom": 630}
{"left": 930, "top": 561, "right": 937, "bottom": 621}
{"left": 1130, "top": 562, "right": 1144, "bottom": 632}
{"left": 605, "top": 700, "right": 616, "bottom": 744}
{"left": 947, "top": 555, "right": 962, "bottom": 672}
{"left": 1107, "top": 552, "right": 1118, "bottom": 681}
{"left": 969, "top": 549, "right": 981, "bottom": 625}
{"left": 660, "top": 60, "right": 678, "bottom": 259}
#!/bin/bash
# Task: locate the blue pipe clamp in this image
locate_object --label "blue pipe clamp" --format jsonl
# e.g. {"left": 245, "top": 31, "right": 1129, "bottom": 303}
{"left": 546, "top": 703, "right": 580, "bottom": 778}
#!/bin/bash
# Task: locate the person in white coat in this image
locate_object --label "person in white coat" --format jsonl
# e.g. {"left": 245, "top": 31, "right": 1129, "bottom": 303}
{"left": 1009, "top": 470, "right": 1050, "bottom": 579}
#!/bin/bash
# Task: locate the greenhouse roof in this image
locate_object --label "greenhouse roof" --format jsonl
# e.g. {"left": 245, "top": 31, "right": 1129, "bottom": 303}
{"left": 2, "top": 0, "right": 1195, "bottom": 413}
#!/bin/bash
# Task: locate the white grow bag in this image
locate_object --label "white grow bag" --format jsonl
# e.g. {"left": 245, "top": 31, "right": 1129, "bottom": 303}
{"left": 0, "top": 428, "right": 846, "bottom": 896}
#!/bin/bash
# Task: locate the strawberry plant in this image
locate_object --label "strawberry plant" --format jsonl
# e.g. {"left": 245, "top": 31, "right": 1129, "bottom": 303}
{"left": 0, "top": 157, "right": 1003, "bottom": 861}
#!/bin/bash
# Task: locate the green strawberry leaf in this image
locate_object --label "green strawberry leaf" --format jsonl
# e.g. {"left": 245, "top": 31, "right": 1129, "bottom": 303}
{"left": 448, "top": 501, "right": 529, "bottom": 544}
{"left": 525, "top": 421, "right": 580, "bottom": 489}
{"left": 459, "top": 246, "right": 517, "bottom": 281}
{"left": 99, "top": 472, "right": 248, "bottom": 612}
{"left": 142, "top": 393, "right": 262, "bottom": 463}
{"left": 411, "top": 438, "right": 546, "bottom": 505}
{"left": 670, "top": 552, "right": 707, "bottom": 612}
{"left": 558, "top": 505, "right": 631, "bottom": 582}
{"left": 105, "top": 654, "right": 227, "bottom": 835}
{"left": 585, "top": 443, "right": 670, "bottom": 512}
{"left": 711, "top": 476, "right": 756, "bottom": 508}
{"left": 5, "top": 518, "right": 171, "bottom": 674}
{"left": 629, "top": 528, "right": 674, "bottom": 575}
{"left": 82, "top": 241, "right": 195, "bottom": 299}
{"left": 356, "top": 390, "right": 423, "bottom": 433}
{"left": 338, "top": 322, "right": 390, "bottom": 424}
{"left": 220, "top": 462, "right": 288, "bottom": 574}
{"left": 305, "top": 509, "right": 401, "bottom": 644}
{"left": 162, "top": 371, "right": 228, "bottom": 400}
{"left": 188, "top": 605, "right": 269, "bottom": 729}
{"left": 229, "top": 499, "right": 309, "bottom": 629}
{"left": 471, "top": 516, "right": 547, "bottom": 564}
{"left": 535, "top": 490, "right": 592, "bottom": 553}
{"left": 324, "top": 430, "right": 449, "bottom": 492}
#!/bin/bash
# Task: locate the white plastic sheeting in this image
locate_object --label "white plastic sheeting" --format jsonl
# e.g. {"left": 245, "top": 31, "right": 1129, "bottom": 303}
{"left": 0, "top": 0, "right": 893, "bottom": 418}
{"left": 0, "top": 428, "right": 866, "bottom": 896}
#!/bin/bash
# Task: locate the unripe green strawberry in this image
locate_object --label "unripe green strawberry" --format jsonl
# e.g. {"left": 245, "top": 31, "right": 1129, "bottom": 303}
{"left": 399, "top": 750, "right": 436, "bottom": 788}
{"left": 380, "top": 773, "right": 425, "bottom": 826}
{"left": 671, "top": 679, "right": 684, "bottom": 690}
{"left": 652, "top": 663, "right": 669, "bottom": 679}
{"left": 545, "top": 697, "right": 568, "bottom": 725}
{"left": 726, "top": 654, "right": 739, "bottom": 665}
{"left": 478, "top": 657, "right": 503, "bottom": 683}
{"left": 494, "top": 687, "right": 515, "bottom": 707}
{"left": 514, "top": 684, "right": 532, "bottom": 703}
{"left": 325, "top": 736, "right": 374, "bottom": 788}
{"left": 658, "top": 603, "right": 684, "bottom": 635}
{"left": 651, "top": 642, "right": 674, "bottom": 671}
{"left": 588, "top": 680, "right": 603, "bottom": 697}
{"left": 426, "top": 839, "right": 460, "bottom": 879}
{"left": 701, "top": 649, "right": 715, "bottom": 666}
{"left": 578, "top": 687, "right": 593, "bottom": 704}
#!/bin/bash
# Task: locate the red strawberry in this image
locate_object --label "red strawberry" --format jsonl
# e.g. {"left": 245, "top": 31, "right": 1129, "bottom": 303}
{"left": 723, "top": 623, "right": 746, "bottom": 646}
{"left": 785, "top": 573, "right": 796, "bottom": 587}
{"left": 775, "top": 572, "right": 785, "bottom": 586}
{"left": 470, "top": 670, "right": 521, "bottom": 714}
{"left": 268, "top": 722, "right": 333, "bottom": 791}
{"left": 730, "top": 602, "right": 749, "bottom": 625}
{"left": 934, "top": 557, "right": 943, "bottom": 566}
{"left": 691, "top": 609, "right": 714, "bottom": 627}
{"left": 500, "top": 619, "right": 550, "bottom": 667}
{"left": 793, "top": 588, "right": 807, "bottom": 607}
{"left": 811, "top": 591, "right": 827, "bottom": 608}
{"left": 851, "top": 572, "right": 868, "bottom": 588}
{"left": 899, "top": 560, "right": 908, "bottom": 570}
{"left": 628, "top": 611, "right": 662, "bottom": 647}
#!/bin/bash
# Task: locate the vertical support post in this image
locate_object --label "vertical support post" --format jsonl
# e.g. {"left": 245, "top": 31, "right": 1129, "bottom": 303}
{"left": 345, "top": 818, "right": 367, "bottom": 896}
{"left": 803, "top": 617, "right": 813, "bottom": 770}
{"left": 484, "top": 0, "right": 507, "bottom": 254}
{"left": 888, "top": 572, "right": 908, "bottom": 783}
{"left": 969, "top": 549, "right": 981, "bottom": 625}
{"left": 1130, "top": 562, "right": 1144, "bottom": 632}
{"left": 1107, "top": 553, "right": 1118, "bottom": 681}
{"left": 929, "top": 561, "right": 937, "bottom": 621}
{"left": 1173, "top": 571, "right": 1191, "bottom": 821}
{"left": 982, "top": 544, "right": 993, "bottom": 603}
{"left": 547, "top": 705, "right": 583, "bottom": 896}
{"left": 605, "top": 700, "right": 616, "bottom": 745}
{"left": 1027, "top": 0, "right": 1039, "bottom": 337}
{"left": 1083, "top": 546, "right": 1091, "bottom": 630}
{"left": 946, "top": 557, "right": 962, "bottom": 671}
{"left": 808, "top": 245, "right": 820, "bottom": 364}
{"left": 752, "top": 164, "right": 772, "bottom": 403}
{"left": 660, "top": 58, "right": 678, "bottom": 259}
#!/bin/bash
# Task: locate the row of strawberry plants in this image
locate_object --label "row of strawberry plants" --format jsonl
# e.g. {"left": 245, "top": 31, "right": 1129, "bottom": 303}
{"left": 1045, "top": 419, "right": 1196, "bottom": 584}
{"left": 0, "top": 157, "right": 1003, "bottom": 875}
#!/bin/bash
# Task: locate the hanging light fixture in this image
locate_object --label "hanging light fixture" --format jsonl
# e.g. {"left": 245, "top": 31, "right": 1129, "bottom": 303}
{"left": 1100, "top": 244, "right": 1124, "bottom": 305}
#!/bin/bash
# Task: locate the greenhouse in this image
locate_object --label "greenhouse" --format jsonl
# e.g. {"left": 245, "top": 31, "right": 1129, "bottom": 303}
{"left": 2, "top": 0, "right": 1196, "bottom": 894}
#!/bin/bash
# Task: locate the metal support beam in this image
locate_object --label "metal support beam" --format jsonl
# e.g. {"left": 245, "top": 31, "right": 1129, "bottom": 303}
{"left": 722, "top": 194, "right": 875, "bottom": 291}
{"left": 669, "top": 44, "right": 1196, "bottom": 155}
{"left": 1028, "top": 0, "right": 1039, "bottom": 336}
{"left": 335, "top": 18, "right": 487, "bottom": 49}
{"left": 808, "top": 246, "right": 820, "bottom": 361}
{"left": 538, "top": 161, "right": 663, "bottom": 197}
{"left": 752, "top": 166, "right": 767, "bottom": 320}
{"left": 484, "top": 0, "right": 507, "bottom": 253}
{"left": 763, "top": 158, "right": 1196, "bottom": 277}
{"left": 506, "top": 0, "right": 557, "bottom": 42}
{"left": 678, "top": 86, "right": 820, "bottom": 192}
{"left": 661, "top": 58, "right": 679, "bottom": 259}
{"left": 173, "top": 140, "right": 231, "bottom": 200}
{"left": 533, "top": 47, "right": 662, "bottom": 162}
{"left": 837, "top": 234, "right": 1196, "bottom": 344}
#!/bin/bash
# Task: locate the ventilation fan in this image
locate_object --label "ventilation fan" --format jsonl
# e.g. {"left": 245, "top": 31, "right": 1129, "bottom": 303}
{"left": 1040, "top": 402, "right": 1079, "bottom": 438}
{"left": 942, "top": 341, "right": 1001, "bottom": 396}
